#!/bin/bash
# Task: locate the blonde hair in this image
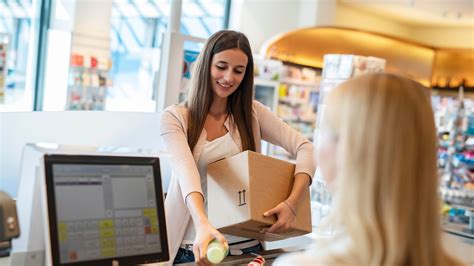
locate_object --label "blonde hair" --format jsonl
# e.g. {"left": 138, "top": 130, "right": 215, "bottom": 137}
{"left": 318, "top": 73, "right": 460, "bottom": 265}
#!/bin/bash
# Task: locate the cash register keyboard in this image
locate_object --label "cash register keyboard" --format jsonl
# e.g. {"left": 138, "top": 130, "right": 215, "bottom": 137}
{"left": 59, "top": 209, "right": 160, "bottom": 262}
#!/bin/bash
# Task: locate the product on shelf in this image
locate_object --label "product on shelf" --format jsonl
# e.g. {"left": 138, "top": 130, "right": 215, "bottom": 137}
{"left": 315, "top": 54, "right": 386, "bottom": 147}
{"left": 434, "top": 91, "right": 474, "bottom": 209}
{"left": 253, "top": 58, "right": 321, "bottom": 160}
{"left": 67, "top": 54, "right": 112, "bottom": 110}
{"left": 321, "top": 54, "right": 385, "bottom": 80}
{"left": 0, "top": 34, "right": 8, "bottom": 104}
{"left": 271, "top": 65, "right": 320, "bottom": 159}
{"left": 254, "top": 56, "right": 283, "bottom": 81}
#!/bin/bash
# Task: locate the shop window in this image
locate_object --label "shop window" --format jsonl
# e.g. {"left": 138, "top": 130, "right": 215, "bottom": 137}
{"left": 0, "top": 0, "right": 40, "bottom": 112}
{"left": 106, "top": 0, "right": 229, "bottom": 112}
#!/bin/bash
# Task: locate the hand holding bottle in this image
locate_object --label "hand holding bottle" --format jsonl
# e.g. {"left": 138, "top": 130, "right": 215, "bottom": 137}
{"left": 207, "top": 239, "right": 229, "bottom": 264}
{"left": 194, "top": 222, "right": 228, "bottom": 266}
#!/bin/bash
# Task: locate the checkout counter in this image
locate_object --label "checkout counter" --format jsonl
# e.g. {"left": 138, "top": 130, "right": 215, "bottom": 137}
{"left": 2, "top": 231, "right": 470, "bottom": 265}
{"left": 1, "top": 112, "right": 473, "bottom": 265}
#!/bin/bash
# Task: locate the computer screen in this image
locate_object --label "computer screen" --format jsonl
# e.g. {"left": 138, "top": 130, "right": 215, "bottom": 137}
{"left": 43, "top": 155, "right": 169, "bottom": 265}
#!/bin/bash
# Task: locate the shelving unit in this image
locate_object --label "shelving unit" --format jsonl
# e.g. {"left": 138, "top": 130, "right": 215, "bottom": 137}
{"left": 433, "top": 88, "right": 474, "bottom": 238}
{"left": 434, "top": 92, "right": 474, "bottom": 205}
{"left": 67, "top": 54, "right": 112, "bottom": 111}
{"left": 271, "top": 66, "right": 320, "bottom": 160}
{"left": 253, "top": 78, "right": 280, "bottom": 156}
{"left": 0, "top": 33, "right": 8, "bottom": 104}
{"left": 252, "top": 61, "right": 320, "bottom": 160}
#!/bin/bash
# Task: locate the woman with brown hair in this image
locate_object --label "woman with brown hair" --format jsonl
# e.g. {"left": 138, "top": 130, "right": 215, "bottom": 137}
{"left": 160, "top": 30, "right": 315, "bottom": 265}
{"left": 276, "top": 73, "right": 461, "bottom": 266}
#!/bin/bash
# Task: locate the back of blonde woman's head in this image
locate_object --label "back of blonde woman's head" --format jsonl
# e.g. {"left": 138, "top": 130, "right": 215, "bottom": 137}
{"left": 321, "top": 73, "right": 459, "bottom": 266}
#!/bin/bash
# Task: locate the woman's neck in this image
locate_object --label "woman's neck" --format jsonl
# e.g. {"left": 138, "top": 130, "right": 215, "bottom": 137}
{"left": 209, "top": 98, "right": 228, "bottom": 118}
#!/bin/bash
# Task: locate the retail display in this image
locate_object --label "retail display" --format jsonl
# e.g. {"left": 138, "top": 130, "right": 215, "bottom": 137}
{"left": 67, "top": 54, "right": 112, "bottom": 110}
{"left": 253, "top": 58, "right": 319, "bottom": 159}
{"left": 433, "top": 89, "right": 474, "bottom": 237}
{"left": 0, "top": 34, "right": 8, "bottom": 104}
{"left": 260, "top": 64, "right": 320, "bottom": 160}
{"left": 277, "top": 80, "right": 318, "bottom": 137}
{"left": 434, "top": 91, "right": 474, "bottom": 208}
{"left": 315, "top": 54, "right": 385, "bottom": 147}
{"left": 254, "top": 56, "right": 283, "bottom": 81}
{"left": 253, "top": 77, "right": 280, "bottom": 156}
{"left": 253, "top": 58, "right": 283, "bottom": 156}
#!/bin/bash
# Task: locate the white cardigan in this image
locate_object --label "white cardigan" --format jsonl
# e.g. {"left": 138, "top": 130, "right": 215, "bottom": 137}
{"left": 160, "top": 101, "right": 315, "bottom": 264}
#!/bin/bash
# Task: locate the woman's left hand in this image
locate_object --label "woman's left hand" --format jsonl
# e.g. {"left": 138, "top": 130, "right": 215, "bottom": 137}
{"left": 260, "top": 201, "right": 296, "bottom": 234}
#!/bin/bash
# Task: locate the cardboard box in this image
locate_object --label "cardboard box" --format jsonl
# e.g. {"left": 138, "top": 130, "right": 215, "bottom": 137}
{"left": 207, "top": 151, "right": 312, "bottom": 241}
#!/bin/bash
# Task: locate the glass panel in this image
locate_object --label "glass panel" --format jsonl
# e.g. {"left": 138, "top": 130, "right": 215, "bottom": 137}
{"left": 106, "top": 0, "right": 228, "bottom": 112}
{"left": 182, "top": 1, "right": 205, "bottom": 17}
{"left": 41, "top": 0, "right": 228, "bottom": 112}
{"left": 0, "top": 0, "right": 39, "bottom": 112}
{"left": 181, "top": 17, "right": 209, "bottom": 38}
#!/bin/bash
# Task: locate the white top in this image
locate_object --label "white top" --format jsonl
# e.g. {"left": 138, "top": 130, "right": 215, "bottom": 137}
{"left": 182, "top": 132, "right": 250, "bottom": 244}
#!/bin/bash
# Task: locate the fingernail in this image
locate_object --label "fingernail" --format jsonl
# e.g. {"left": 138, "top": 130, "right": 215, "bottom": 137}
{"left": 263, "top": 212, "right": 268, "bottom": 216}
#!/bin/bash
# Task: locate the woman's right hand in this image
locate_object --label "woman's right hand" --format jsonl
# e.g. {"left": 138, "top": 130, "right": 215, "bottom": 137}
{"left": 193, "top": 222, "right": 228, "bottom": 266}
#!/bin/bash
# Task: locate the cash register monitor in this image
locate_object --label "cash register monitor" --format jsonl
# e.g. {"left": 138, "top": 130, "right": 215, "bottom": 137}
{"left": 43, "top": 155, "right": 169, "bottom": 265}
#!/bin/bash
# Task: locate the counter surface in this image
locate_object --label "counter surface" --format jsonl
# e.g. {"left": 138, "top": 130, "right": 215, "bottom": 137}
{"left": 0, "top": 232, "right": 472, "bottom": 266}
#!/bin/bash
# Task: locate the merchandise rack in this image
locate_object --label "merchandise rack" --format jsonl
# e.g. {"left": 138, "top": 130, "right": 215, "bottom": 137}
{"left": 0, "top": 33, "right": 8, "bottom": 104}
{"left": 434, "top": 87, "right": 474, "bottom": 238}
{"left": 67, "top": 54, "right": 112, "bottom": 111}
{"left": 271, "top": 66, "right": 320, "bottom": 160}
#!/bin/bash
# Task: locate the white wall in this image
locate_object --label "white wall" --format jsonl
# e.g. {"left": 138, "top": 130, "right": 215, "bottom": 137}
{"left": 230, "top": 0, "right": 319, "bottom": 52}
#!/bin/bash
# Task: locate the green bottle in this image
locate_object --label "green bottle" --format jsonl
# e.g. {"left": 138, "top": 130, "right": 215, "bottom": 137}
{"left": 206, "top": 239, "right": 228, "bottom": 264}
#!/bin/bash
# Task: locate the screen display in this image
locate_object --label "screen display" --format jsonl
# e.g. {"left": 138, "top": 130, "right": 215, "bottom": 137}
{"left": 50, "top": 163, "right": 162, "bottom": 264}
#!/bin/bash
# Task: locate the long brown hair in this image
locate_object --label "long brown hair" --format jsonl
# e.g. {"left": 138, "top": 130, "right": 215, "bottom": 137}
{"left": 187, "top": 30, "right": 256, "bottom": 152}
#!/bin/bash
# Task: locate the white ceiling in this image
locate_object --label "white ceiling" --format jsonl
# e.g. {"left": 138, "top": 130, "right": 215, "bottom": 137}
{"left": 340, "top": 0, "right": 474, "bottom": 27}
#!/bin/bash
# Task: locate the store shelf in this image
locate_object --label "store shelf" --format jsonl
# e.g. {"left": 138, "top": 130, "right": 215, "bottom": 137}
{"left": 280, "top": 78, "right": 319, "bottom": 88}
{"left": 0, "top": 35, "right": 8, "bottom": 104}
{"left": 253, "top": 62, "right": 320, "bottom": 160}
{"left": 279, "top": 97, "right": 307, "bottom": 106}
{"left": 282, "top": 118, "right": 315, "bottom": 124}
{"left": 67, "top": 54, "right": 112, "bottom": 111}
{"left": 434, "top": 93, "right": 474, "bottom": 211}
